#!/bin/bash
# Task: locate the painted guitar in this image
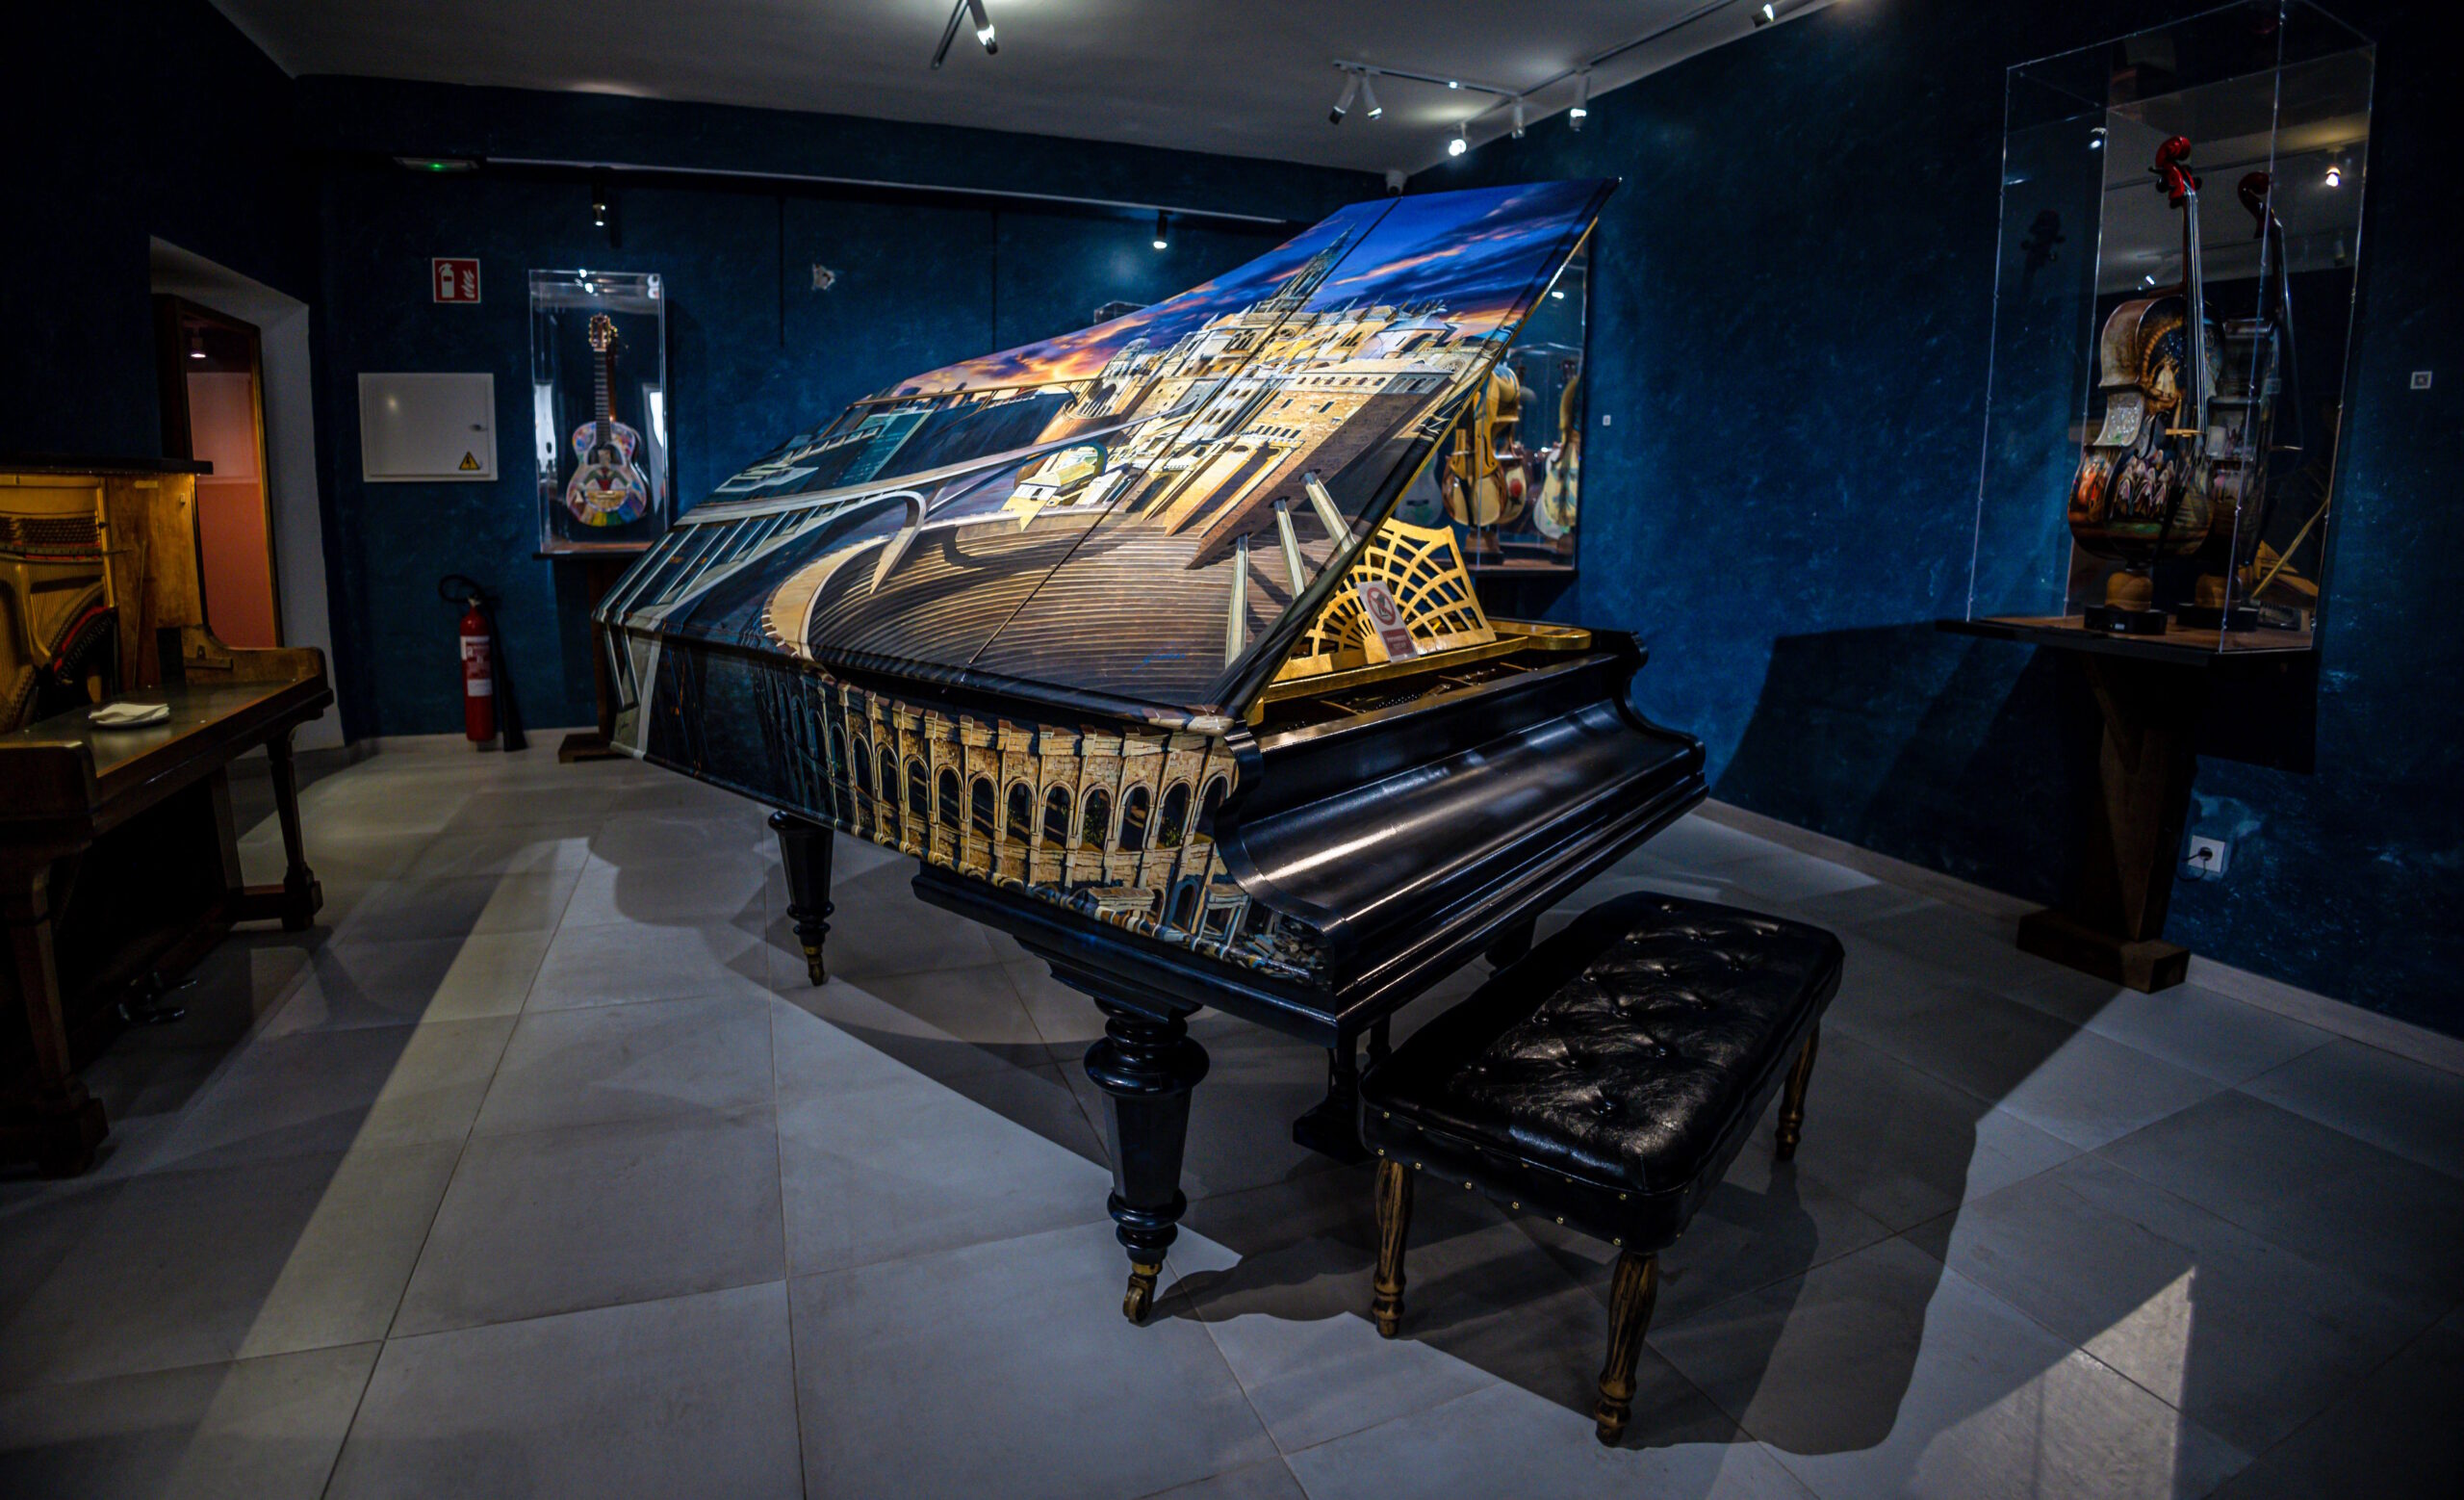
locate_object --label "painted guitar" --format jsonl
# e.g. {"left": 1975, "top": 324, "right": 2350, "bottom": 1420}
{"left": 564, "top": 313, "right": 652, "bottom": 527}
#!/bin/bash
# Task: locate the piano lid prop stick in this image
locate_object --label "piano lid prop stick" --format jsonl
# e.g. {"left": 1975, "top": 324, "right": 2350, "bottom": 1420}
{"left": 1225, "top": 534, "right": 1250, "bottom": 662}
{"left": 1272, "top": 500, "right": 1309, "bottom": 594}
{"left": 1301, "top": 472, "right": 1352, "bottom": 546}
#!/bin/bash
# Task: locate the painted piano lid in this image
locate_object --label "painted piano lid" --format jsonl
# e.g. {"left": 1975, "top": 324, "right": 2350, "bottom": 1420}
{"left": 603, "top": 179, "right": 1612, "bottom": 727}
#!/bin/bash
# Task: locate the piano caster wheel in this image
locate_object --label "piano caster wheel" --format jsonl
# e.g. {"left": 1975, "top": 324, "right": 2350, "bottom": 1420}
{"left": 800, "top": 946, "right": 827, "bottom": 987}
{"left": 1123, "top": 1261, "right": 1161, "bottom": 1324}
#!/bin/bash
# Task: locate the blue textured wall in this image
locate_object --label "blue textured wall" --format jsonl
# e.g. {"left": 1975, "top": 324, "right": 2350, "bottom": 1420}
{"left": 7, "top": 1, "right": 312, "bottom": 457}
{"left": 1421, "top": 0, "right": 2461, "bottom": 1033}
{"left": 300, "top": 79, "right": 1375, "bottom": 742}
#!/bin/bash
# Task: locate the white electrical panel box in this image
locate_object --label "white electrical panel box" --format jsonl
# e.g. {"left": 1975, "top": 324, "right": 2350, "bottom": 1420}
{"left": 358, "top": 372, "right": 498, "bottom": 482}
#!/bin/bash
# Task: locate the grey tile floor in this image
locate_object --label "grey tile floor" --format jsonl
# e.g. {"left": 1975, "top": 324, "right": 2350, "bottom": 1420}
{"left": 4, "top": 747, "right": 2460, "bottom": 1498}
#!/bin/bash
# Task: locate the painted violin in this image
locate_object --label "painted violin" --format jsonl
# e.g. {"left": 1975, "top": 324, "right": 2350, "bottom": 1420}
{"left": 2067, "top": 137, "right": 2220, "bottom": 623}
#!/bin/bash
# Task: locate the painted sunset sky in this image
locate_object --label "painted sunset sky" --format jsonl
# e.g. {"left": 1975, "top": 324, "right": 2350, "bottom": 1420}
{"left": 886, "top": 179, "right": 1612, "bottom": 398}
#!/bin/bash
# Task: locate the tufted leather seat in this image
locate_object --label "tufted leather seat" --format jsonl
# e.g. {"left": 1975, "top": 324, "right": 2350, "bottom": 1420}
{"left": 1362, "top": 892, "right": 1842, "bottom": 1250}
{"left": 1357, "top": 891, "right": 1842, "bottom": 1444}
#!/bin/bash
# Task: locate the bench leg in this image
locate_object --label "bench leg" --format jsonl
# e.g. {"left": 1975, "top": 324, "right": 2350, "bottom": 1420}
{"left": 1372, "top": 1157, "right": 1414, "bottom": 1337}
{"left": 1594, "top": 1251, "right": 1660, "bottom": 1446}
{"left": 1775, "top": 1024, "right": 1821, "bottom": 1162}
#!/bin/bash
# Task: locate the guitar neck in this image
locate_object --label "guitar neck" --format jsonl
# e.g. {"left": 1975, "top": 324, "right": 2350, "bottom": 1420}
{"left": 595, "top": 343, "right": 615, "bottom": 427}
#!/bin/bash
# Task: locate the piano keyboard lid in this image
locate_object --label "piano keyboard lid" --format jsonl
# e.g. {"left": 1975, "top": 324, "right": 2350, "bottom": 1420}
{"left": 602, "top": 179, "right": 1614, "bottom": 730}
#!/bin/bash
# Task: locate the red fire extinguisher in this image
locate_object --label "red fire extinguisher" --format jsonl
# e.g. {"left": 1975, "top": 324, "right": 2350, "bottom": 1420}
{"left": 459, "top": 594, "right": 495, "bottom": 746}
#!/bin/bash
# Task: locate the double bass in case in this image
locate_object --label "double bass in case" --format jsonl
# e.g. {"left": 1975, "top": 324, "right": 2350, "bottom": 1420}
{"left": 596, "top": 181, "right": 1707, "bottom": 1319}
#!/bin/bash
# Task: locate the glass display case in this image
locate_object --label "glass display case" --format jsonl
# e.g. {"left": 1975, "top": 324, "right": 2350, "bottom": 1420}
{"left": 1393, "top": 240, "right": 1589, "bottom": 574}
{"left": 1965, "top": 0, "right": 2371, "bottom": 654}
{"left": 530, "top": 270, "right": 671, "bottom": 556}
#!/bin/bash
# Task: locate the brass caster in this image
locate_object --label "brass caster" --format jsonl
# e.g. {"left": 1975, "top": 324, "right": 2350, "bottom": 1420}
{"left": 802, "top": 948, "right": 827, "bottom": 987}
{"left": 1373, "top": 1308, "right": 1402, "bottom": 1340}
{"left": 1774, "top": 1125, "right": 1801, "bottom": 1163}
{"left": 1593, "top": 1409, "right": 1629, "bottom": 1448}
{"left": 1123, "top": 1260, "right": 1161, "bottom": 1324}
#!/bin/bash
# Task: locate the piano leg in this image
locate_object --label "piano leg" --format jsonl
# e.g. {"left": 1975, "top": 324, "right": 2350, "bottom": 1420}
{"left": 1291, "top": 1034, "right": 1372, "bottom": 1164}
{"left": 769, "top": 812, "right": 834, "bottom": 986}
{"left": 1083, "top": 998, "right": 1209, "bottom": 1323}
{"left": 3, "top": 864, "right": 110, "bottom": 1177}
{"left": 265, "top": 730, "right": 321, "bottom": 931}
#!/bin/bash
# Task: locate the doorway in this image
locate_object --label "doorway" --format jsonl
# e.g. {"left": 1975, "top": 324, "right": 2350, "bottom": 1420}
{"left": 153, "top": 297, "right": 281, "bottom": 649}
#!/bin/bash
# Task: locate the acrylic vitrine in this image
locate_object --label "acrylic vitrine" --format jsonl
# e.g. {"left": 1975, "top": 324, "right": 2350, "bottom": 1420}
{"left": 1393, "top": 239, "right": 1589, "bottom": 575}
{"left": 531, "top": 270, "right": 671, "bottom": 556}
{"left": 1965, "top": 0, "right": 2371, "bottom": 655}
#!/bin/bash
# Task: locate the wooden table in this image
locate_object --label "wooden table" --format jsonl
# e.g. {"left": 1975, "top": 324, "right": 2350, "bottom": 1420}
{"left": 1, "top": 673, "right": 329, "bottom": 1175}
{"left": 1941, "top": 614, "right": 2310, "bottom": 992}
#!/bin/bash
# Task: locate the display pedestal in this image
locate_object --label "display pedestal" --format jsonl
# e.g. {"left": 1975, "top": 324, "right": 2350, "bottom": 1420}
{"left": 1942, "top": 620, "right": 2226, "bottom": 993}
{"left": 558, "top": 556, "right": 629, "bottom": 763}
{"left": 2020, "top": 648, "right": 2205, "bottom": 992}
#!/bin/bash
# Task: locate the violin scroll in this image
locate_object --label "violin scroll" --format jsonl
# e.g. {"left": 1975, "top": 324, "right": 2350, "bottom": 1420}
{"left": 2151, "top": 136, "right": 2199, "bottom": 203}
{"left": 2238, "top": 171, "right": 2274, "bottom": 236}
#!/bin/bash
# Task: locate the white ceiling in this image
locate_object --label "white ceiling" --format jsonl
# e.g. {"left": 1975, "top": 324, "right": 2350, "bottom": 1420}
{"left": 209, "top": 0, "right": 1826, "bottom": 176}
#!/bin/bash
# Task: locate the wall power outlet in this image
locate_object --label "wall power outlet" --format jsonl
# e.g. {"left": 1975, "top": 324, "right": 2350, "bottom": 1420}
{"left": 2185, "top": 836, "right": 2231, "bottom": 881}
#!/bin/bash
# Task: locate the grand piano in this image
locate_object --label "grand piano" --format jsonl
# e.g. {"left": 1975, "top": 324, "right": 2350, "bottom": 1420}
{"left": 597, "top": 180, "right": 1707, "bottom": 1319}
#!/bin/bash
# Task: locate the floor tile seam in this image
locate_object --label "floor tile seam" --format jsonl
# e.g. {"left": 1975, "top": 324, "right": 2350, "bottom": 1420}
{"left": 2222, "top": 1068, "right": 2464, "bottom": 1185}
{"left": 1191, "top": 1311, "right": 1316, "bottom": 1462}
{"left": 1680, "top": 1251, "right": 2250, "bottom": 1486}
{"left": 1971, "top": 1136, "right": 2452, "bottom": 1324}
{"left": 0, "top": 1334, "right": 384, "bottom": 1401}
{"left": 118, "top": 1115, "right": 486, "bottom": 1183}
{"left": 386, "top": 1264, "right": 795, "bottom": 1346}
{"left": 2183, "top": 1306, "right": 2455, "bottom": 1498}
{"left": 2131, "top": 1033, "right": 2339, "bottom": 1093}
{"left": 1815, "top": 1015, "right": 2064, "bottom": 1115}
{"left": 552, "top": 905, "right": 784, "bottom": 939}
{"left": 372, "top": 999, "right": 528, "bottom": 1351}
{"left": 2089, "top": 1128, "right": 2463, "bottom": 1308}
{"left": 466, "top": 1090, "right": 783, "bottom": 1146}
{"left": 773, "top": 998, "right": 815, "bottom": 1500}
{"left": 462, "top": 1098, "right": 782, "bottom": 1158}
{"left": 1129, "top": 1457, "right": 1306, "bottom": 1500}
{"left": 1822, "top": 1009, "right": 2220, "bottom": 1144}
{"left": 786, "top": 1207, "right": 1120, "bottom": 1284}
{"left": 369, "top": 1276, "right": 798, "bottom": 1364}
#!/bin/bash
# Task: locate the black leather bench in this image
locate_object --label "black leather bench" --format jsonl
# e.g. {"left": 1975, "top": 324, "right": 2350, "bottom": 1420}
{"left": 1359, "top": 892, "right": 1844, "bottom": 1445}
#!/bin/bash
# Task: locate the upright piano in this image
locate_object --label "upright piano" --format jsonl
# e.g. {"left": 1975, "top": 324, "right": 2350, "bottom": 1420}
{"left": 1, "top": 458, "right": 327, "bottom": 1175}
{"left": 597, "top": 181, "right": 1706, "bottom": 1318}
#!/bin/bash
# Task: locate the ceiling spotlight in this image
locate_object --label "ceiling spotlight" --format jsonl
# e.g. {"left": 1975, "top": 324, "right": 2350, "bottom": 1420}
{"left": 932, "top": 0, "right": 996, "bottom": 66}
{"left": 1755, "top": 3, "right": 1777, "bottom": 25}
{"left": 2323, "top": 160, "right": 2344, "bottom": 188}
{"left": 1449, "top": 123, "right": 1468, "bottom": 157}
{"left": 1447, "top": 79, "right": 1460, "bottom": 90}
{"left": 1511, "top": 98, "right": 1527, "bottom": 139}
{"left": 1570, "top": 70, "right": 1591, "bottom": 132}
{"left": 188, "top": 331, "right": 206, "bottom": 360}
{"left": 1362, "top": 73, "right": 1382, "bottom": 120}
{"left": 1152, "top": 211, "right": 1170, "bottom": 251}
{"left": 2089, "top": 126, "right": 2107, "bottom": 151}
{"left": 1329, "top": 70, "right": 1359, "bottom": 124}
{"left": 590, "top": 170, "right": 611, "bottom": 229}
